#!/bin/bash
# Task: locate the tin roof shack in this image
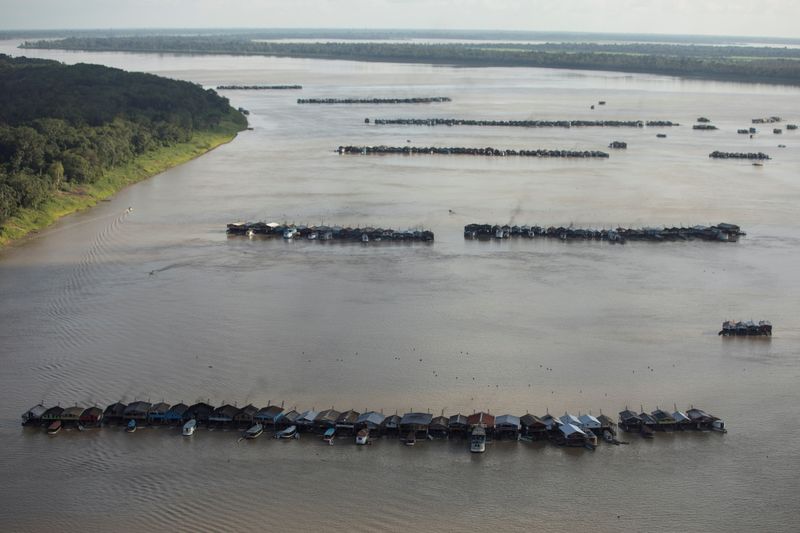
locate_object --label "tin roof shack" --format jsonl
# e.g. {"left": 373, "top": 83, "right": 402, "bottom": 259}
{"left": 428, "top": 416, "right": 450, "bottom": 439}
{"left": 672, "top": 410, "right": 692, "bottom": 431}
{"left": 185, "top": 402, "right": 215, "bottom": 425}
{"left": 335, "top": 410, "right": 360, "bottom": 435}
{"left": 651, "top": 409, "right": 677, "bottom": 431}
{"left": 164, "top": 403, "right": 188, "bottom": 425}
{"left": 618, "top": 410, "right": 642, "bottom": 432}
{"left": 539, "top": 413, "right": 562, "bottom": 433}
{"left": 123, "top": 401, "right": 152, "bottom": 422}
{"left": 21, "top": 404, "right": 47, "bottom": 426}
{"left": 400, "top": 412, "right": 433, "bottom": 438}
{"left": 234, "top": 404, "right": 258, "bottom": 428}
{"left": 578, "top": 414, "right": 602, "bottom": 436}
{"left": 495, "top": 415, "right": 521, "bottom": 440}
{"left": 60, "top": 406, "right": 84, "bottom": 427}
{"left": 559, "top": 413, "right": 582, "bottom": 428}
{"left": 147, "top": 402, "right": 171, "bottom": 425}
{"left": 103, "top": 402, "right": 127, "bottom": 425}
{"left": 275, "top": 409, "right": 299, "bottom": 429}
{"left": 558, "top": 423, "right": 590, "bottom": 447}
{"left": 314, "top": 409, "right": 340, "bottom": 433}
{"left": 382, "top": 414, "right": 401, "bottom": 435}
{"left": 597, "top": 414, "right": 616, "bottom": 435}
{"left": 686, "top": 408, "right": 718, "bottom": 431}
{"left": 255, "top": 405, "right": 284, "bottom": 427}
{"left": 520, "top": 414, "right": 547, "bottom": 440}
{"left": 448, "top": 414, "right": 468, "bottom": 436}
{"left": 355, "top": 411, "right": 386, "bottom": 434}
{"left": 209, "top": 404, "right": 241, "bottom": 428}
{"left": 467, "top": 412, "right": 496, "bottom": 436}
{"left": 80, "top": 407, "right": 104, "bottom": 427}
{"left": 296, "top": 410, "right": 319, "bottom": 432}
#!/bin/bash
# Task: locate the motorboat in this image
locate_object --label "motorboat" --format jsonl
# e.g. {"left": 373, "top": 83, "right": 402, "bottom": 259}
{"left": 323, "top": 427, "right": 336, "bottom": 445}
{"left": 470, "top": 425, "right": 486, "bottom": 453}
{"left": 275, "top": 425, "right": 298, "bottom": 439}
{"left": 355, "top": 428, "right": 370, "bottom": 445}
{"left": 244, "top": 423, "right": 263, "bottom": 439}
{"left": 403, "top": 431, "right": 416, "bottom": 446}
{"left": 283, "top": 228, "right": 297, "bottom": 239}
{"left": 126, "top": 419, "right": 137, "bottom": 433}
{"left": 46, "top": 421, "right": 61, "bottom": 435}
{"left": 182, "top": 419, "right": 197, "bottom": 436}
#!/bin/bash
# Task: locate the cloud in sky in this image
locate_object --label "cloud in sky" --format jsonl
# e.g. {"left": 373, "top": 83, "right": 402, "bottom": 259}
{"left": 1, "top": 0, "right": 797, "bottom": 38}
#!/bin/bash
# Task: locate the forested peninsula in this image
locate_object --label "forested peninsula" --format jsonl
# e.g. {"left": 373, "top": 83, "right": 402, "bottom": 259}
{"left": 0, "top": 54, "right": 246, "bottom": 245}
{"left": 21, "top": 36, "right": 800, "bottom": 85}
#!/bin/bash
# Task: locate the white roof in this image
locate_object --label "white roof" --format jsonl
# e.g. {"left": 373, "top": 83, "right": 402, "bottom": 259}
{"left": 672, "top": 411, "right": 690, "bottom": 423}
{"left": 495, "top": 415, "right": 521, "bottom": 429}
{"left": 578, "top": 414, "right": 601, "bottom": 427}
{"left": 559, "top": 423, "right": 586, "bottom": 437}
{"left": 560, "top": 413, "right": 581, "bottom": 426}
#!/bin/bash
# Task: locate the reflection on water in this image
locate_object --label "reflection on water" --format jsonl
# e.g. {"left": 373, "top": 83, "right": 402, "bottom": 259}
{"left": 0, "top": 41, "right": 799, "bottom": 532}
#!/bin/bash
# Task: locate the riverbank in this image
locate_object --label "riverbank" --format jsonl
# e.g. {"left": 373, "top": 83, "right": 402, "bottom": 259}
{"left": 0, "top": 126, "right": 240, "bottom": 247}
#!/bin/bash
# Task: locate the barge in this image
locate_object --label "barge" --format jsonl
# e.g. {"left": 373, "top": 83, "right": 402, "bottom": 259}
{"left": 227, "top": 222, "right": 434, "bottom": 242}
{"left": 464, "top": 223, "right": 745, "bottom": 243}
{"left": 338, "top": 145, "right": 609, "bottom": 158}
{"left": 719, "top": 320, "right": 772, "bottom": 336}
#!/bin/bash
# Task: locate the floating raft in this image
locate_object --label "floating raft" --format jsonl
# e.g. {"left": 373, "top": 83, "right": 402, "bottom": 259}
{"left": 227, "top": 222, "right": 434, "bottom": 242}
{"left": 298, "top": 97, "right": 451, "bottom": 104}
{"left": 719, "top": 320, "right": 772, "bottom": 336}
{"left": 217, "top": 85, "right": 302, "bottom": 90}
{"left": 338, "top": 145, "right": 609, "bottom": 158}
{"left": 693, "top": 124, "right": 718, "bottom": 130}
{"left": 464, "top": 223, "right": 745, "bottom": 243}
{"left": 709, "top": 151, "right": 770, "bottom": 160}
{"left": 369, "top": 118, "right": 679, "bottom": 128}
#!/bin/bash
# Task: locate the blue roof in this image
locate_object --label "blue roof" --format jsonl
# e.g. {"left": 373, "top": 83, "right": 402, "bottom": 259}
{"left": 324, "top": 428, "right": 336, "bottom": 436}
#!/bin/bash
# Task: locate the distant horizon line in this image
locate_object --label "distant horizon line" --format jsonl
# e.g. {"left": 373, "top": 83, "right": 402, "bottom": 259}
{"left": 2, "top": 27, "right": 800, "bottom": 43}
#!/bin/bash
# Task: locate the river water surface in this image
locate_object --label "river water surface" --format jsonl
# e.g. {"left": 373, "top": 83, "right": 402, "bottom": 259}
{"left": 0, "top": 41, "right": 799, "bottom": 532}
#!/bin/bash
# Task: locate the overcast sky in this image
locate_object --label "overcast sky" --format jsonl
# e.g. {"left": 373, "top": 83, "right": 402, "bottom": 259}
{"left": 1, "top": 0, "right": 797, "bottom": 39}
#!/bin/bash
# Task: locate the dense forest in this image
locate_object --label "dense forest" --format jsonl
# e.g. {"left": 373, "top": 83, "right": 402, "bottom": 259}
{"left": 21, "top": 36, "right": 800, "bottom": 85}
{"left": 0, "top": 54, "right": 246, "bottom": 229}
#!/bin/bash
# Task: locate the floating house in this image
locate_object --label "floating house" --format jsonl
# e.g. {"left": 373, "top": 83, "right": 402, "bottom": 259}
{"left": 123, "top": 401, "right": 152, "bottom": 422}
{"left": 578, "top": 414, "right": 602, "bottom": 435}
{"left": 639, "top": 412, "right": 657, "bottom": 431}
{"left": 296, "top": 410, "right": 319, "bottom": 432}
{"left": 103, "top": 402, "right": 127, "bottom": 425}
{"left": 355, "top": 411, "right": 386, "bottom": 434}
{"left": 448, "top": 414, "right": 468, "bottom": 435}
{"left": 686, "top": 408, "right": 718, "bottom": 431}
{"left": 400, "top": 412, "right": 433, "bottom": 438}
{"left": 651, "top": 409, "right": 677, "bottom": 431}
{"left": 467, "top": 412, "right": 495, "bottom": 433}
{"left": 60, "top": 406, "right": 84, "bottom": 426}
{"left": 233, "top": 404, "right": 258, "bottom": 428}
{"left": 382, "top": 414, "right": 401, "bottom": 435}
{"left": 314, "top": 409, "right": 341, "bottom": 433}
{"left": 209, "top": 404, "right": 241, "bottom": 427}
{"left": 79, "top": 406, "right": 103, "bottom": 427}
{"left": 335, "top": 410, "right": 360, "bottom": 435}
{"left": 495, "top": 415, "right": 521, "bottom": 440}
{"left": 520, "top": 414, "right": 547, "bottom": 440}
{"left": 559, "top": 413, "right": 582, "bottom": 429}
{"left": 185, "top": 402, "right": 215, "bottom": 425}
{"left": 275, "top": 409, "right": 299, "bottom": 429}
{"left": 618, "top": 410, "right": 642, "bottom": 431}
{"left": 559, "top": 423, "right": 589, "bottom": 447}
{"left": 147, "top": 402, "right": 171, "bottom": 425}
{"left": 672, "top": 409, "right": 692, "bottom": 431}
{"left": 255, "top": 405, "right": 284, "bottom": 426}
{"left": 164, "top": 403, "right": 188, "bottom": 425}
{"left": 21, "top": 404, "right": 47, "bottom": 426}
{"left": 41, "top": 405, "right": 64, "bottom": 423}
{"left": 428, "top": 416, "right": 450, "bottom": 439}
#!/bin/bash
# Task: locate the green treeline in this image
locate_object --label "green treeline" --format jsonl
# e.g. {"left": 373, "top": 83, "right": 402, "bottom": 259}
{"left": 0, "top": 54, "right": 246, "bottom": 230}
{"left": 21, "top": 36, "right": 800, "bottom": 85}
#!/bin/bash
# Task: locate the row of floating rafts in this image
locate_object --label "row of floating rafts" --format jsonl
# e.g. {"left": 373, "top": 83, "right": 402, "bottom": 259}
{"left": 719, "top": 320, "right": 772, "bottom": 336}
{"left": 367, "top": 118, "right": 680, "bottom": 128}
{"left": 618, "top": 407, "right": 727, "bottom": 438}
{"left": 298, "top": 97, "right": 451, "bottom": 104}
{"left": 21, "top": 402, "right": 724, "bottom": 451}
{"left": 463, "top": 223, "right": 745, "bottom": 243}
{"left": 217, "top": 85, "right": 302, "bottom": 90}
{"left": 709, "top": 151, "right": 771, "bottom": 160}
{"left": 337, "top": 145, "right": 610, "bottom": 158}
{"left": 227, "top": 222, "right": 434, "bottom": 242}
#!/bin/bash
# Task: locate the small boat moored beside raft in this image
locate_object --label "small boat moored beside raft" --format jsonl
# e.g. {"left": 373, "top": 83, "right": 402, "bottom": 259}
{"left": 275, "top": 425, "right": 299, "bottom": 439}
{"left": 182, "top": 419, "right": 197, "bottom": 436}
{"left": 126, "top": 419, "right": 137, "bottom": 433}
{"left": 244, "top": 423, "right": 263, "bottom": 439}
{"left": 719, "top": 320, "right": 772, "bottom": 336}
{"left": 470, "top": 425, "right": 486, "bottom": 453}
{"left": 46, "top": 421, "right": 61, "bottom": 435}
{"left": 355, "top": 428, "right": 370, "bottom": 445}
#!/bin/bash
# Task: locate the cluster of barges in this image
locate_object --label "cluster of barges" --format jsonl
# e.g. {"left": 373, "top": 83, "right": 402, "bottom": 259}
{"left": 20, "top": 401, "right": 725, "bottom": 451}
{"left": 337, "top": 145, "right": 609, "bottom": 158}
{"left": 464, "top": 223, "right": 745, "bottom": 243}
{"left": 298, "top": 97, "right": 451, "bottom": 104}
{"left": 709, "top": 151, "right": 771, "bottom": 160}
{"left": 227, "top": 222, "right": 434, "bottom": 242}
{"left": 718, "top": 320, "right": 772, "bottom": 336}
{"left": 752, "top": 116, "right": 782, "bottom": 124}
{"left": 367, "top": 118, "right": 679, "bottom": 128}
{"left": 217, "top": 85, "right": 302, "bottom": 90}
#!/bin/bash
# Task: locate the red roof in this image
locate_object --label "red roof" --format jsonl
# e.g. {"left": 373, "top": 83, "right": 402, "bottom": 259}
{"left": 467, "top": 412, "right": 495, "bottom": 427}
